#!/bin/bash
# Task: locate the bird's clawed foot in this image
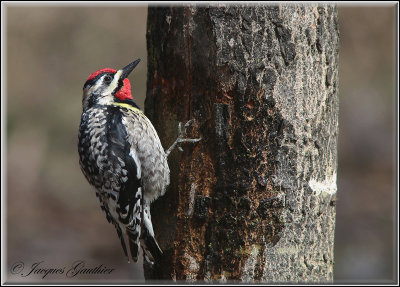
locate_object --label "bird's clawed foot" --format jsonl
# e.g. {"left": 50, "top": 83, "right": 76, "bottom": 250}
{"left": 165, "top": 120, "right": 202, "bottom": 157}
{"left": 176, "top": 120, "right": 202, "bottom": 152}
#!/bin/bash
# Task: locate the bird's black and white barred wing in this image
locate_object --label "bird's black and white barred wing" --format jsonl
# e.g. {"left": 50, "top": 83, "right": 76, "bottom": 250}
{"left": 78, "top": 105, "right": 144, "bottom": 262}
{"left": 121, "top": 108, "right": 170, "bottom": 203}
{"left": 101, "top": 107, "right": 144, "bottom": 263}
{"left": 121, "top": 107, "right": 169, "bottom": 262}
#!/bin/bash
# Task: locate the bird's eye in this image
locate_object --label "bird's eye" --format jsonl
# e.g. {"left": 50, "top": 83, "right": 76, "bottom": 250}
{"left": 104, "top": 75, "right": 113, "bottom": 84}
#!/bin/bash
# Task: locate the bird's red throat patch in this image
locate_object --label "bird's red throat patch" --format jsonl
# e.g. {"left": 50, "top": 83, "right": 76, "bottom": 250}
{"left": 115, "top": 78, "right": 133, "bottom": 100}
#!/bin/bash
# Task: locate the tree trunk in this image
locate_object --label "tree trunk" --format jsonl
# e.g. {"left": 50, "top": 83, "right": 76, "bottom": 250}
{"left": 144, "top": 4, "right": 339, "bottom": 283}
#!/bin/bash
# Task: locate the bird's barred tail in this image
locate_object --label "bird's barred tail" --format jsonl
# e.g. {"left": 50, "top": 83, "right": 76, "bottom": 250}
{"left": 126, "top": 228, "right": 140, "bottom": 262}
{"left": 140, "top": 228, "right": 163, "bottom": 263}
{"left": 140, "top": 202, "right": 163, "bottom": 262}
{"left": 116, "top": 227, "right": 140, "bottom": 263}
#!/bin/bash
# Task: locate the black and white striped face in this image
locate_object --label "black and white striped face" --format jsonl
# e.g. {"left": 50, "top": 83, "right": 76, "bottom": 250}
{"left": 82, "top": 70, "right": 123, "bottom": 110}
{"left": 82, "top": 59, "right": 141, "bottom": 111}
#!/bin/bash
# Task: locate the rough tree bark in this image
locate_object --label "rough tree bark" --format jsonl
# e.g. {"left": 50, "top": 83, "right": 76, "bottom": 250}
{"left": 144, "top": 4, "right": 339, "bottom": 283}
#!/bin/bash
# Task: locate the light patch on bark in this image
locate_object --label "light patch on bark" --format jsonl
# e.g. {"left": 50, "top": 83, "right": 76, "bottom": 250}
{"left": 241, "top": 245, "right": 260, "bottom": 283}
{"left": 262, "top": 240, "right": 297, "bottom": 283}
{"left": 204, "top": 271, "right": 212, "bottom": 283}
{"left": 309, "top": 173, "right": 337, "bottom": 195}
{"left": 218, "top": 273, "right": 228, "bottom": 283}
{"left": 185, "top": 252, "right": 200, "bottom": 271}
{"left": 187, "top": 7, "right": 196, "bottom": 36}
{"left": 184, "top": 252, "right": 199, "bottom": 282}
{"left": 166, "top": 15, "right": 171, "bottom": 26}
{"left": 166, "top": 15, "right": 172, "bottom": 33}
{"left": 186, "top": 183, "right": 196, "bottom": 216}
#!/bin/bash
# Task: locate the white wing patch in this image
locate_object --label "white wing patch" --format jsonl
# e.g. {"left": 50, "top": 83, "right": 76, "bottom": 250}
{"left": 129, "top": 148, "right": 142, "bottom": 179}
{"left": 143, "top": 203, "right": 155, "bottom": 237}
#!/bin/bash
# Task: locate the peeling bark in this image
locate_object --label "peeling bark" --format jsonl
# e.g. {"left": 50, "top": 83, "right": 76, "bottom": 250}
{"left": 144, "top": 4, "right": 339, "bottom": 283}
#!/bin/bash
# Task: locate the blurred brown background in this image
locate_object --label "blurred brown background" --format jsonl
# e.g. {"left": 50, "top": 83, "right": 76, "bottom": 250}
{"left": 4, "top": 4, "right": 396, "bottom": 283}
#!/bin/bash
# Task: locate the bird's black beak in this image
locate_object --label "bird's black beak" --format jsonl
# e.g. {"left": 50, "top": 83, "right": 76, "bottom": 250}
{"left": 120, "top": 59, "right": 141, "bottom": 80}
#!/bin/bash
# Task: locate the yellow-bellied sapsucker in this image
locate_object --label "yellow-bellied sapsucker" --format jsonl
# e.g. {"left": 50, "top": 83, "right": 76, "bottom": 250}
{"left": 78, "top": 59, "right": 200, "bottom": 263}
